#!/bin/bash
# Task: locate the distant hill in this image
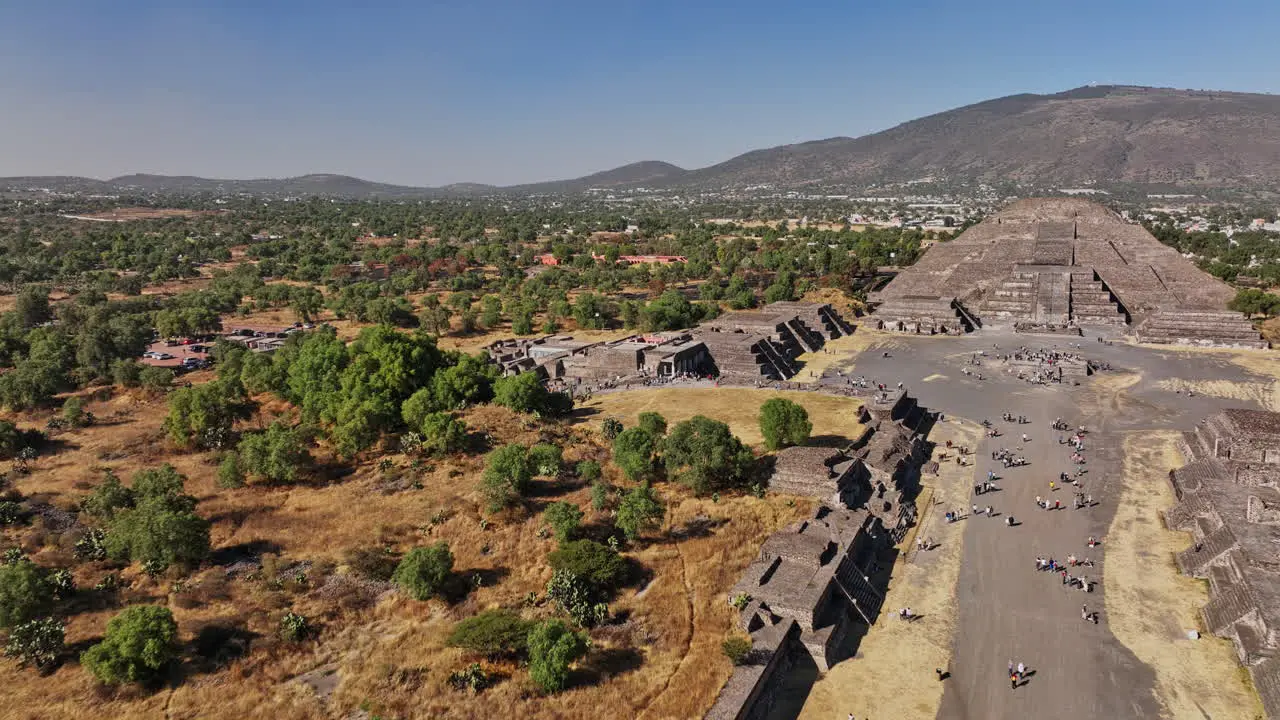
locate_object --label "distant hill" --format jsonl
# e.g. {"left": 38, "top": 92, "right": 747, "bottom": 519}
{"left": 7, "top": 86, "right": 1280, "bottom": 197}
{"left": 674, "top": 86, "right": 1280, "bottom": 190}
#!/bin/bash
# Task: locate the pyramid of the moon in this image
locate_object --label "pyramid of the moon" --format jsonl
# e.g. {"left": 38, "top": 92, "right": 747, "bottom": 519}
{"left": 869, "top": 197, "right": 1266, "bottom": 348}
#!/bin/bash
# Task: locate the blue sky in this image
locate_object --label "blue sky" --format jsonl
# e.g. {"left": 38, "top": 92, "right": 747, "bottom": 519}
{"left": 2, "top": 0, "right": 1279, "bottom": 186}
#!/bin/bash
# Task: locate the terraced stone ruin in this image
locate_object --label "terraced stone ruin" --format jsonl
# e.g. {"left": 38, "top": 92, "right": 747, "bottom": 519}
{"left": 485, "top": 301, "right": 854, "bottom": 384}
{"left": 706, "top": 391, "right": 933, "bottom": 720}
{"left": 1168, "top": 409, "right": 1280, "bottom": 717}
{"left": 870, "top": 198, "right": 1265, "bottom": 348}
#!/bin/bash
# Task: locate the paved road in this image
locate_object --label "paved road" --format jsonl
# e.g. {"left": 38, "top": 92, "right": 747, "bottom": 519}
{"left": 845, "top": 328, "right": 1265, "bottom": 720}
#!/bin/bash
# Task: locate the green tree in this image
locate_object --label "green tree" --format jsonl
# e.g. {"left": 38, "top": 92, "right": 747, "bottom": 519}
{"left": 663, "top": 416, "right": 754, "bottom": 494}
{"left": 392, "top": 542, "right": 454, "bottom": 600}
{"left": 547, "top": 539, "right": 626, "bottom": 591}
{"left": 543, "top": 501, "right": 584, "bottom": 543}
{"left": 81, "top": 606, "right": 178, "bottom": 685}
{"left": 758, "top": 398, "right": 812, "bottom": 450}
{"left": 572, "top": 293, "right": 613, "bottom": 329}
{"left": 419, "top": 412, "right": 468, "bottom": 455}
{"left": 612, "top": 427, "right": 659, "bottom": 481}
{"left": 61, "top": 396, "right": 89, "bottom": 427}
{"left": 527, "top": 619, "right": 589, "bottom": 693}
{"left": 163, "top": 378, "right": 249, "bottom": 449}
{"left": 615, "top": 483, "right": 664, "bottom": 541}
{"left": 601, "top": 418, "right": 623, "bottom": 440}
{"left": 448, "top": 609, "right": 532, "bottom": 659}
{"left": 481, "top": 444, "right": 532, "bottom": 512}
{"left": 0, "top": 560, "right": 52, "bottom": 628}
{"left": 493, "top": 372, "right": 553, "bottom": 415}
{"left": 637, "top": 412, "right": 667, "bottom": 437}
{"left": 104, "top": 470, "right": 209, "bottom": 571}
{"left": 237, "top": 421, "right": 310, "bottom": 484}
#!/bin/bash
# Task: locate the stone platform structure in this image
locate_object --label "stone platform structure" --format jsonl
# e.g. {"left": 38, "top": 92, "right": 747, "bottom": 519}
{"left": 485, "top": 302, "right": 855, "bottom": 384}
{"left": 870, "top": 198, "right": 1263, "bottom": 348}
{"left": 706, "top": 391, "right": 932, "bottom": 720}
{"left": 1167, "top": 409, "right": 1280, "bottom": 718}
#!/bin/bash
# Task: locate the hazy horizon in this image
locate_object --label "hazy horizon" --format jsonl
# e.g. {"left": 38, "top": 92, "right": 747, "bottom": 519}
{"left": 4, "top": 0, "right": 1280, "bottom": 187}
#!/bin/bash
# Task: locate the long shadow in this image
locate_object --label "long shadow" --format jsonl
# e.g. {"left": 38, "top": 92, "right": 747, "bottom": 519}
{"left": 763, "top": 648, "right": 820, "bottom": 720}
{"left": 569, "top": 646, "right": 645, "bottom": 688}
{"left": 210, "top": 539, "right": 282, "bottom": 567}
{"left": 188, "top": 622, "right": 260, "bottom": 675}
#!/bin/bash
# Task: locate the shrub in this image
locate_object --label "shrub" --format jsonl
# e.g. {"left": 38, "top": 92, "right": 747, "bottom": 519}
{"left": 217, "top": 452, "right": 245, "bottom": 489}
{"left": 545, "top": 567, "right": 611, "bottom": 627}
{"left": 480, "top": 444, "right": 531, "bottom": 512}
{"left": 547, "top": 540, "right": 626, "bottom": 591}
{"left": 527, "top": 619, "right": 588, "bottom": 693}
{"left": 0, "top": 560, "right": 52, "bottom": 628}
{"left": 637, "top": 412, "right": 667, "bottom": 437}
{"left": 722, "top": 634, "right": 753, "bottom": 665}
{"left": 420, "top": 412, "right": 468, "bottom": 455}
{"left": 529, "top": 443, "right": 562, "bottom": 477}
{"left": 74, "top": 528, "right": 107, "bottom": 561}
{"left": 81, "top": 471, "right": 135, "bottom": 521}
{"left": 279, "top": 612, "right": 311, "bottom": 642}
{"left": 590, "top": 480, "right": 614, "bottom": 511}
{"left": 612, "top": 427, "right": 659, "bottom": 481}
{"left": 542, "top": 501, "right": 584, "bottom": 543}
{"left": 576, "top": 460, "right": 601, "bottom": 482}
{"left": 62, "top": 396, "right": 90, "bottom": 428}
{"left": 0, "top": 501, "right": 23, "bottom": 526}
{"left": 137, "top": 365, "right": 173, "bottom": 393}
{"left": 81, "top": 606, "right": 178, "bottom": 685}
{"left": 111, "top": 359, "right": 143, "bottom": 388}
{"left": 447, "top": 609, "right": 532, "bottom": 658}
{"left": 615, "top": 483, "right": 664, "bottom": 541}
{"left": 448, "top": 662, "right": 493, "bottom": 693}
{"left": 392, "top": 542, "right": 454, "bottom": 600}
{"left": 758, "top": 398, "right": 812, "bottom": 451}
{"left": 47, "top": 568, "right": 75, "bottom": 599}
{"left": 601, "top": 418, "right": 623, "bottom": 440}
{"left": 4, "top": 617, "right": 64, "bottom": 669}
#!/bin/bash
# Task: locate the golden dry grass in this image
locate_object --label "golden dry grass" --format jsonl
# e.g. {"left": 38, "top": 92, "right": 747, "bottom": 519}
{"left": 799, "top": 419, "right": 980, "bottom": 720}
{"left": 577, "top": 388, "right": 864, "bottom": 447}
{"left": 0, "top": 385, "right": 812, "bottom": 719}
{"left": 1105, "top": 431, "right": 1263, "bottom": 719}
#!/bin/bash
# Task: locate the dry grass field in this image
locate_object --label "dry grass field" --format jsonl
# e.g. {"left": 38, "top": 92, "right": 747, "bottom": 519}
{"left": 0, "top": 382, "right": 813, "bottom": 719}
{"left": 799, "top": 419, "right": 980, "bottom": 720}
{"left": 576, "top": 387, "right": 865, "bottom": 448}
{"left": 1104, "top": 431, "right": 1262, "bottom": 719}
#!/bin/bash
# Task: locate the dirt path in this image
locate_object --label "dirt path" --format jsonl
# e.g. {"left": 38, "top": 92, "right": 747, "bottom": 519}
{"left": 1105, "top": 431, "right": 1263, "bottom": 719}
{"left": 798, "top": 419, "right": 980, "bottom": 719}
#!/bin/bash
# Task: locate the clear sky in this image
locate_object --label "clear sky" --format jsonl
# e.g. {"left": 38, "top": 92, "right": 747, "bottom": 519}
{"left": 2, "top": 0, "right": 1279, "bottom": 186}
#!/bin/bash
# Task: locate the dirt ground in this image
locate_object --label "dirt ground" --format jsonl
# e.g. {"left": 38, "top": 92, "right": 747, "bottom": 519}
{"left": 799, "top": 419, "right": 980, "bottom": 720}
{"left": 1104, "top": 431, "right": 1263, "bottom": 719}
{"left": 792, "top": 327, "right": 907, "bottom": 385}
{"left": 576, "top": 388, "right": 864, "bottom": 448}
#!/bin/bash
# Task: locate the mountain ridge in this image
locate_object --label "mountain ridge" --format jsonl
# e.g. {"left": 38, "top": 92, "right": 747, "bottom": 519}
{"left": 6, "top": 85, "right": 1280, "bottom": 197}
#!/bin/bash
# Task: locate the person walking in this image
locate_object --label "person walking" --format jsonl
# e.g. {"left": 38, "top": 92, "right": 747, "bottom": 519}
{"left": 1011, "top": 672, "right": 1018, "bottom": 690}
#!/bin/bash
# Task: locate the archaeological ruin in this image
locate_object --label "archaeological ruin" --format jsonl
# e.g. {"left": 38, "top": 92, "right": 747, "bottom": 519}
{"left": 484, "top": 301, "right": 854, "bottom": 385}
{"left": 1167, "top": 408, "right": 1280, "bottom": 718}
{"left": 869, "top": 198, "right": 1265, "bottom": 348}
{"left": 706, "top": 390, "right": 933, "bottom": 720}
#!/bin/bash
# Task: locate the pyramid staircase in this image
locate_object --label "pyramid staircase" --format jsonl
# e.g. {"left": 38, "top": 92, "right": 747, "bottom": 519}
{"left": 1069, "top": 271, "right": 1127, "bottom": 326}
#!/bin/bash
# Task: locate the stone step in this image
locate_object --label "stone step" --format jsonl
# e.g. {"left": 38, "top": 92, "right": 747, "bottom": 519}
{"left": 1203, "top": 583, "right": 1255, "bottom": 636}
